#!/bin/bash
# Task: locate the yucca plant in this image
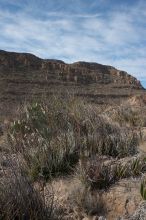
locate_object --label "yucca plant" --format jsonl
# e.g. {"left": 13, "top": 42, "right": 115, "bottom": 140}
{"left": 130, "top": 158, "right": 144, "bottom": 176}
{"left": 140, "top": 180, "right": 146, "bottom": 200}
{"left": 114, "top": 164, "right": 128, "bottom": 180}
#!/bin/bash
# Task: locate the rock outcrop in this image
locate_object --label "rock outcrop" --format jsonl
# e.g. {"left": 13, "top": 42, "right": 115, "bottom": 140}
{"left": 0, "top": 50, "right": 142, "bottom": 87}
{"left": 0, "top": 50, "right": 145, "bottom": 117}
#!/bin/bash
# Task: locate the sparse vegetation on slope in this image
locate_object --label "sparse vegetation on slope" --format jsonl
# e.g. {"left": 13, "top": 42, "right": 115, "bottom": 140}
{"left": 7, "top": 96, "right": 140, "bottom": 181}
{"left": 0, "top": 94, "right": 145, "bottom": 219}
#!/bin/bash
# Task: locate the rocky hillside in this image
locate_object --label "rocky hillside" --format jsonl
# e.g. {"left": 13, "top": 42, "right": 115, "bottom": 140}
{"left": 0, "top": 50, "right": 145, "bottom": 117}
{"left": 1, "top": 50, "right": 146, "bottom": 219}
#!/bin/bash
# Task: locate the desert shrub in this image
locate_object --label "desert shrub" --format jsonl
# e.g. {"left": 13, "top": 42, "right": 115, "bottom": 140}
{"left": 68, "top": 100, "right": 139, "bottom": 158}
{"left": 0, "top": 160, "right": 56, "bottom": 220}
{"left": 105, "top": 105, "right": 143, "bottom": 127}
{"left": 76, "top": 158, "right": 116, "bottom": 190}
{"left": 76, "top": 114, "right": 139, "bottom": 158}
{"left": 77, "top": 157, "right": 146, "bottom": 190}
{"left": 70, "top": 186, "right": 106, "bottom": 217}
{"left": 8, "top": 99, "right": 78, "bottom": 180}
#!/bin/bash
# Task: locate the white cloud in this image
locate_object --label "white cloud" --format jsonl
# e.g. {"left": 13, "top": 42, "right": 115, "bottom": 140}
{"left": 0, "top": 0, "right": 146, "bottom": 85}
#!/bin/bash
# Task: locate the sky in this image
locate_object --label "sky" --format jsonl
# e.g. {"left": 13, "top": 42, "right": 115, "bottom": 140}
{"left": 0, "top": 0, "right": 146, "bottom": 88}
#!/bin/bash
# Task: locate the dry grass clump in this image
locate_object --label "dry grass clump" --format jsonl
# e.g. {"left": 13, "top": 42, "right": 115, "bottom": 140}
{"left": 0, "top": 158, "right": 56, "bottom": 220}
{"left": 69, "top": 185, "right": 106, "bottom": 218}
{"left": 104, "top": 104, "right": 143, "bottom": 127}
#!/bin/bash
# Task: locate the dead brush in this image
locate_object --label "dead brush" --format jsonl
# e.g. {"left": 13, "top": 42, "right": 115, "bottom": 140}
{"left": 76, "top": 158, "right": 116, "bottom": 190}
{"left": 70, "top": 186, "right": 106, "bottom": 218}
{"left": 0, "top": 158, "right": 56, "bottom": 220}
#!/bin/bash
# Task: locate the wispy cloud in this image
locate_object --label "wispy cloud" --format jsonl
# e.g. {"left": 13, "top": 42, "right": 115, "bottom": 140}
{"left": 0, "top": 0, "right": 146, "bottom": 86}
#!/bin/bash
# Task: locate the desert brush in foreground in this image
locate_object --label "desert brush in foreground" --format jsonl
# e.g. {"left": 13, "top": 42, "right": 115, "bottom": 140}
{"left": 0, "top": 95, "right": 146, "bottom": 219}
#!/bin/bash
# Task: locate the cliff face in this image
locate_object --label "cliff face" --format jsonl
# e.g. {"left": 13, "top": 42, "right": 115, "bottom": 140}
{"left": 0, "top": 50, "right": 144, "bottom": 117}
{"left": 0, "top": 50, "right": 142, "bottom": 87}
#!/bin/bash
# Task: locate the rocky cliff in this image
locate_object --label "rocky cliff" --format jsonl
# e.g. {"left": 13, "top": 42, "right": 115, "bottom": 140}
{"left": 0, "top": 50, "right": 145, "bottom": 117}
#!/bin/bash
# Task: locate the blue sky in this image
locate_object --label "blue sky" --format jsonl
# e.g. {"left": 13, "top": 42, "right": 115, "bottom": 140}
{"left": 0, "top": 0, "right": 146, "bottom": 88}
